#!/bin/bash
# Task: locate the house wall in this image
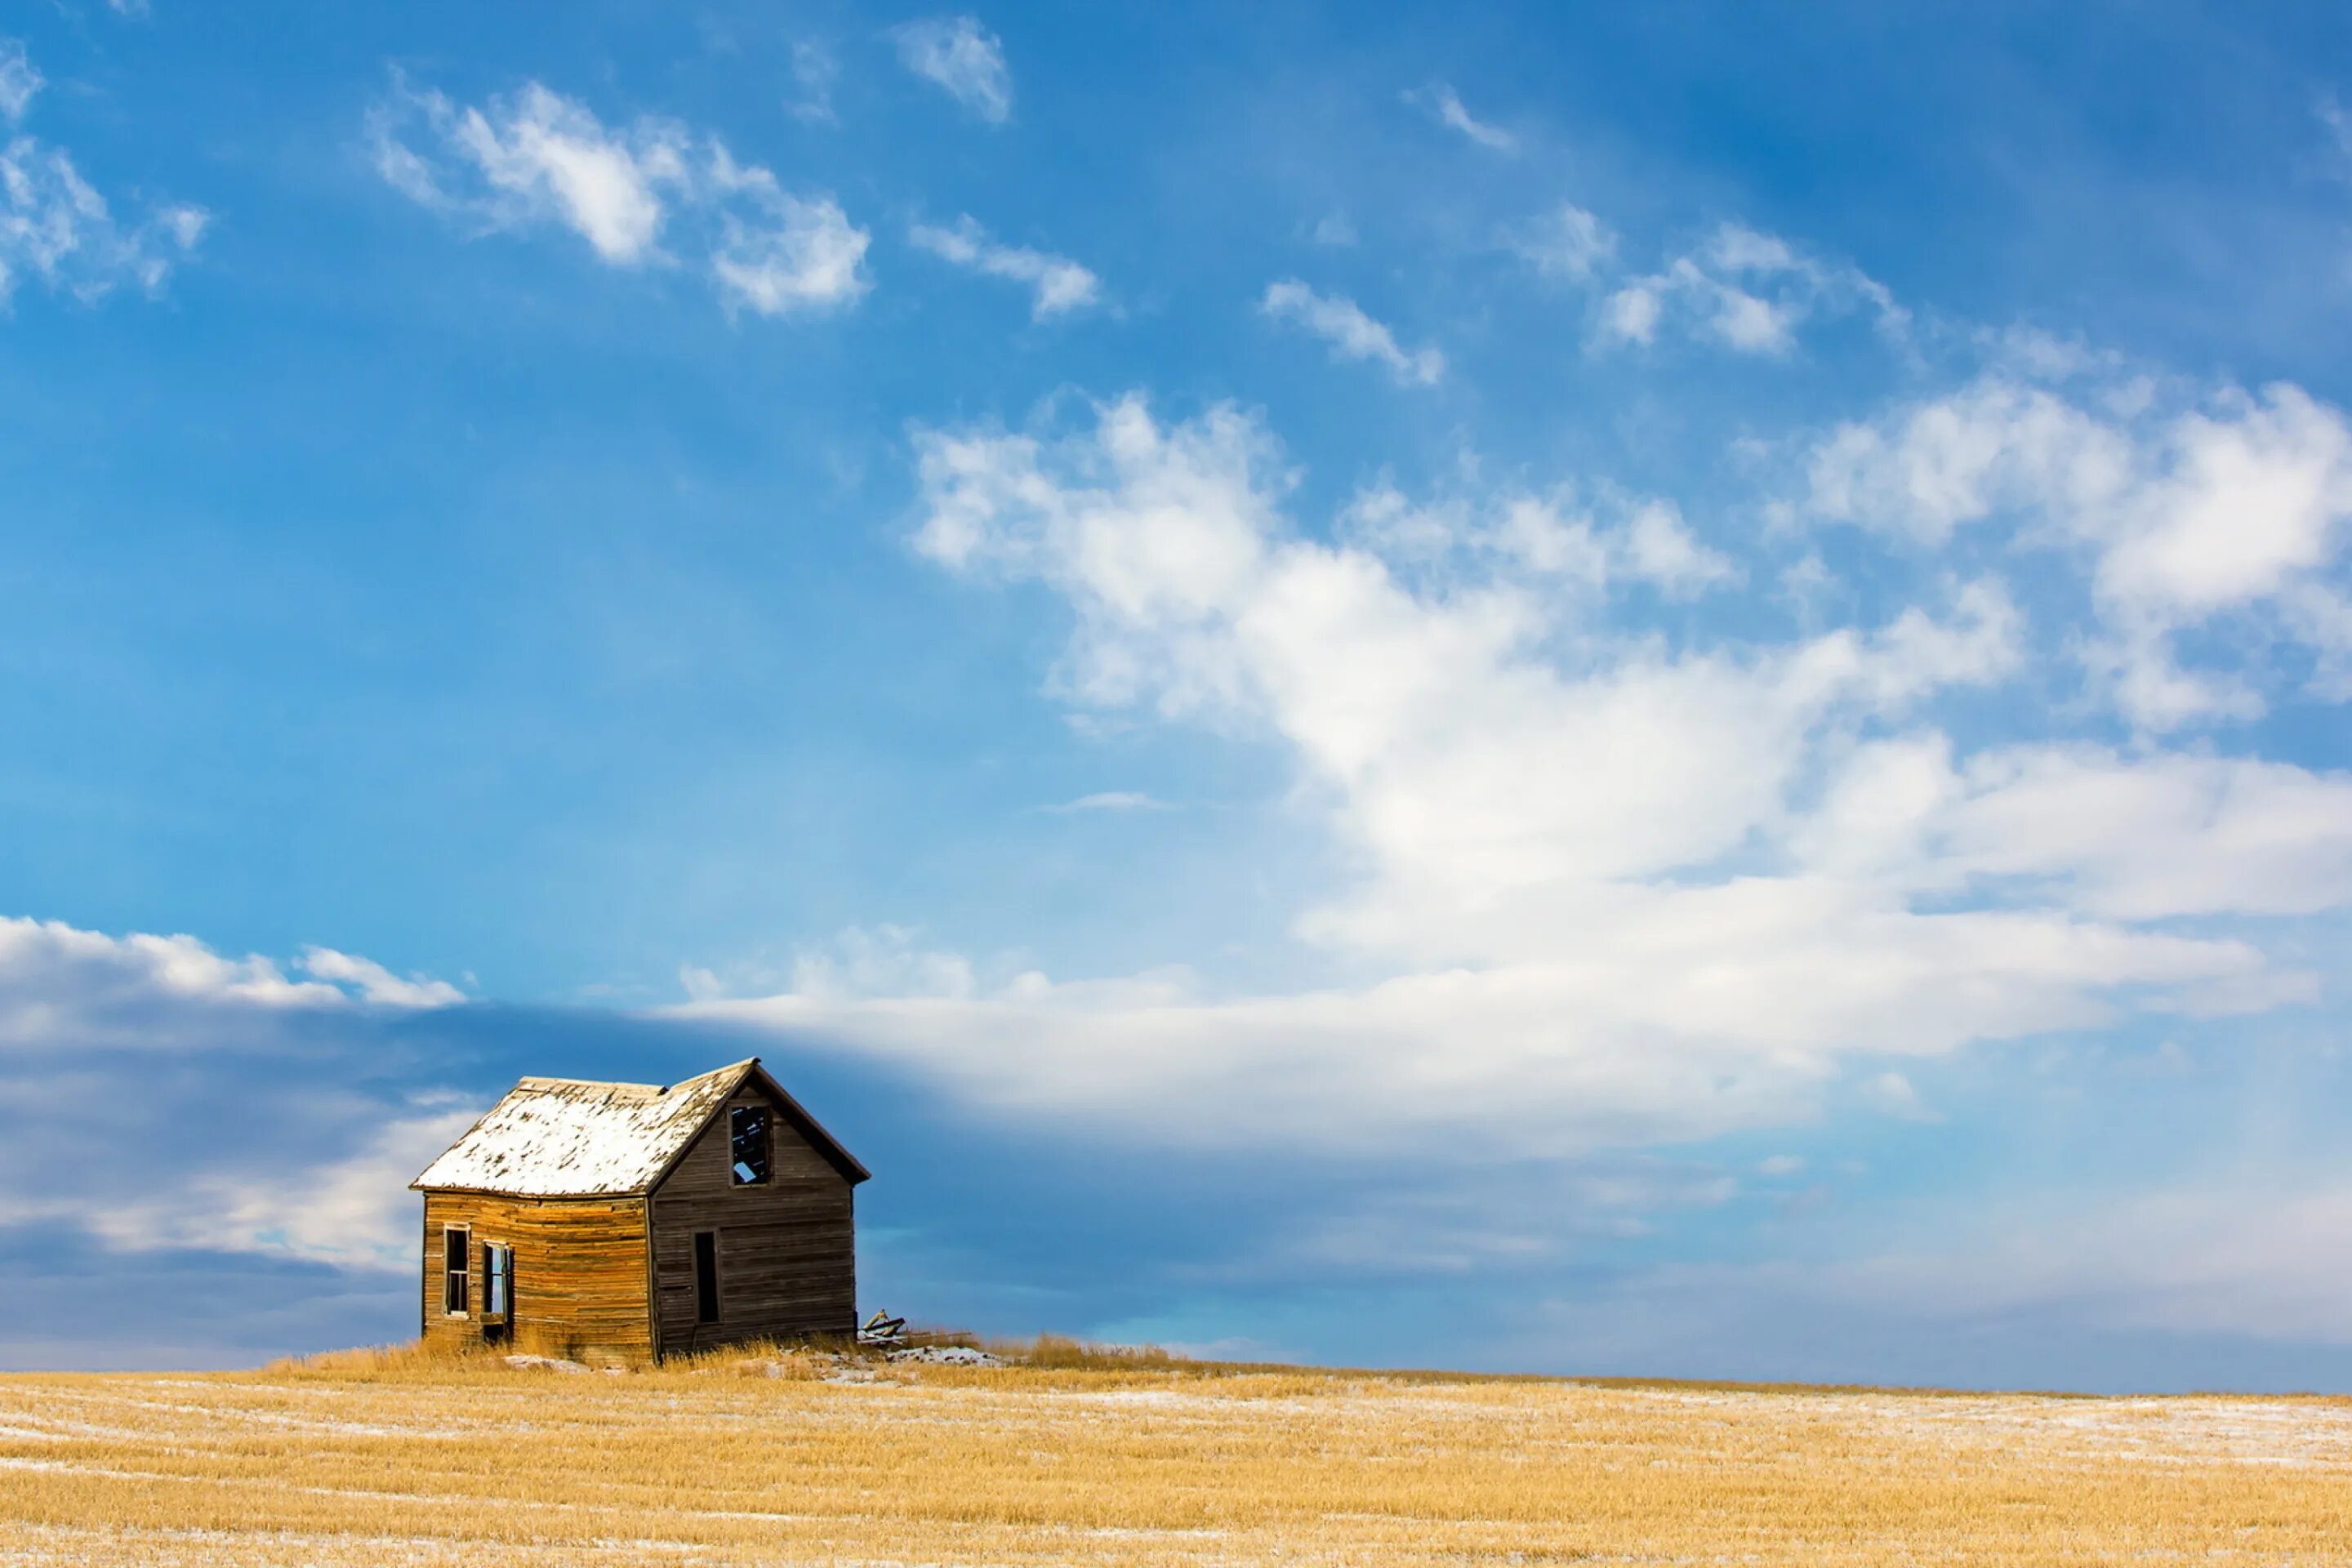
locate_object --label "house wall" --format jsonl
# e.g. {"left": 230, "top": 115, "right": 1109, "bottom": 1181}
{"left": 420, "top": 1192, "right": 653, "bottom": 1362}
{"left": 648, "top": 1085, "right": 858, "bottom": 1356}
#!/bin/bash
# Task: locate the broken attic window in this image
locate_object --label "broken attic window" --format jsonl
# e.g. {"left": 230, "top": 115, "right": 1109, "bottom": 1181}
{"left": 730, "top": 1104, "right": 771, "bottom": 1185}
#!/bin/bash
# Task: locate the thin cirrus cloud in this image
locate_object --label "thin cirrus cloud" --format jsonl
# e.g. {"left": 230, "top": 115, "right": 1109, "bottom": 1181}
{"left": 1406, "top": 82, "right": 1517, "bottom": 153}
{"left": 0, "top": 36, "right": 38, "bottom": 122}
{"left": 1505, "top": 201, "right": 1617, "bottom": 281}
{"left": 1259, "top": 279, "right": 1444, "bottom": 385}
{"left": 0, "top": 36, "right": 207, "bottom": 307}
{"left": 786, "top": 39, "right": 840, "bottom": 125}
{"left": 909, "top": 216, "right": 1102, "bottom": 318}
{"left": 890, "top": 15, "right": 1013, "bottom": 125}
{"left": 369, "top": 73, "right": 871, "bottom": 318}
{"left": 1044, "top": 791, "right": 1169, "bottom": 813}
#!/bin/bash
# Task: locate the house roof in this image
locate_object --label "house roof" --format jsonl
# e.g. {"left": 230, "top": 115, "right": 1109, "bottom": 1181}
{"left": 410, "top": 1058, "right": 869, "bottom": 1198}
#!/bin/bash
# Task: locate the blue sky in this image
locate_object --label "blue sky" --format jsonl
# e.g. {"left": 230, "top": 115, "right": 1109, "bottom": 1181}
{"left": 6, "top": 0, "right": 2352, "bottom": 1388}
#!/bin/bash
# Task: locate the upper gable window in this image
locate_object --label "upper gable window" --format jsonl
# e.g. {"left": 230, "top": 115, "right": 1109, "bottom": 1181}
{"left": 729, "top": 1104, "right": 771, "bottom": 1185}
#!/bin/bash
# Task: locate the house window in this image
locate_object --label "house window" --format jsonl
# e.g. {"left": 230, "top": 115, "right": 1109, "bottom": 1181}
{"left": 443, "top": 1226, "right": 470, "bottom": 1316}
{"left": 694, "top": 1231, "right": 721, "bottom": 1324}
{"left": 729, "top": 1105, "right": 771, "bottom": 1185}
{"left": 484, "top": 1244, "right": 512, "bottom": 1316}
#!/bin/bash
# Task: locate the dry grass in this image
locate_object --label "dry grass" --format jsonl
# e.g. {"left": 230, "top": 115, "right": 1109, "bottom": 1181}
{"left": 2, "top": 1348, "right": 2349, "bottom": 1566}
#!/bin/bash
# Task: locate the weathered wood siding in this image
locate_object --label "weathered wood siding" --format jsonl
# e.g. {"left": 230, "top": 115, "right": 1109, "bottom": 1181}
{"left": 419, "top": 1192, "right": 653, "bottom": 1361}
{"left": 649, "top": 1086, "right": 857, "bottom": 1356}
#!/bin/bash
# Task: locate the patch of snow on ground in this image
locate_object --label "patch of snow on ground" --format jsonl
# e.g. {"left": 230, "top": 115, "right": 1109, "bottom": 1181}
{"left": 885, "top": 1345, "right": 1002, "bottom": 1366}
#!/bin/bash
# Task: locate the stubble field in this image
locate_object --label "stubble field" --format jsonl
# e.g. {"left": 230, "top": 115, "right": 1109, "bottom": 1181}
{"left": 1, "top": 1350, "right": 2348, "bottom": 1566}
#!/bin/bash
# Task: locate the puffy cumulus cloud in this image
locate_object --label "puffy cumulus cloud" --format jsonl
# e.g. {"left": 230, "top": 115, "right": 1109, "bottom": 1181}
{"left": 890, "top": 15, "right": 1013, "bottom": 125}
{"left": 1597, "top": 222, "right": 1904, "bottom": 355}
{"left": 909, "top": 215, "right": 1102, "bottom": 319}
{"left": 704, "top": 147, "right": 870, "bottom": 317}
{"left": 0, "top": 39, "right": 206, "bottom": 307}
{"left": 370, "top": 74, "right": 870, "bottom": 316}
{"left": 0, "top": 915, "right": 462, "bottom": 1049}
{"left": 0, "top": 915, "right": 470, "bottom": 1272}
{"left": 1806, "top": 375, "right": 2352, "bottom": 728}
{"left": 1259, "top": 279, "right": 1444, "bottom": 386}
{"left": 673, "top": 395, "right": 2348, "bottom": 1161}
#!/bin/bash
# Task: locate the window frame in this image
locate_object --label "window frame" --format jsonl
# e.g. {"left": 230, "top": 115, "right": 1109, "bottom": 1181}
{"left": 693, "top": 1230, "right": 721, "bottom": 1325}
{"left": 483, "top": 1242, "right": 511, "bottom": 1317}
{"left": 442, "top": 1224, "right": 471, "bottom": 1316}
{"left": 728, "top": 1103, "right": 773, "bottom": 1187}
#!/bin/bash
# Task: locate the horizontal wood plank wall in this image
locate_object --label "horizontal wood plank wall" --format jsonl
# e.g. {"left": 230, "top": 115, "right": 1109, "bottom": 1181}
{"left": 420, "top": 1192, "right": 653, "bottom": 1361}
{"left": 650, "top": 1087, "right": 856, "bottom": 1356}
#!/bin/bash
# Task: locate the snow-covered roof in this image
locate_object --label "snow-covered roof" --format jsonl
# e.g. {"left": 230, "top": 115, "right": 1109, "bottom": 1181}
{"left": 411, "top": 1059, "right": 758, "bottom": 1197}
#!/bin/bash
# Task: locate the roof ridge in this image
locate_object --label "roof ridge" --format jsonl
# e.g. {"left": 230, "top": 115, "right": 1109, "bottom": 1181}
{"left": 411, "top": 1058, "right": 770, "bottom": 1197}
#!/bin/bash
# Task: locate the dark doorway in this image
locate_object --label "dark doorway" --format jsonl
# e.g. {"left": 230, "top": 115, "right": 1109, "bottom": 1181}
{"left": 693, "top": 1231, "right": 720, "bottom": 1325}
{"left": 483, "top": 1244, "right": 513, "bottom": 1345}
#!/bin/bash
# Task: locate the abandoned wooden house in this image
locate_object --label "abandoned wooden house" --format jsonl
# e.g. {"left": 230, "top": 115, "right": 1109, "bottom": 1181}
{"left": 409, "top": 1057, "right": 868, "bottom": 1361}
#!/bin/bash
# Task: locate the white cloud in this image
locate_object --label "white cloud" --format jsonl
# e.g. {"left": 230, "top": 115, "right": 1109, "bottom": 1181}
{"left": 1619, "top": 499, "right": 1740, "bottom": 595}
{"left": 1600, "top": 281, "right": 1662, "bottom": 344}
{"left": 0, "top": 41, "right": 206, "bottom": 306}
{"left": 706, "top": 147, "right": 871, "bottom": 315}
{"left": 1408, "top": 83, "right": 1516, "bottom": 153}
{"left": 910, "top": 215, "right": 1101, "bottom": 318}
{"left": 381, "top": 78, "right": 688, "bottom": 262}
{"left": 1346, "top": 483, "right": 1736, "bottom": 599}
{"left": 1826, "top": 742, "right": 2352, "bottom": 921}
{"left": 1260, "top": 279, "right": 1443, "bottom": 385}
{"left": 1600, "top": 223, "right": 1904, "bottom": 356}
{"left": 671, "top": 395, "right": 2345, "bottom": 1161}
{"left": 298, "top": 946, "right": 467, "bottom": 1009}
{"left": 1806, "top": 376, "right": 2352, "bottom": 728}
{"left": 0, "top": 917, "right": 465, "bottom": 1046}
{"left": 890, "top": 15, "right": 1013, "bottom": 125}
{"left": 1507, "top": 202, "right": 1615, "bottom": 281}
{"left": 0, "top": 38, "right": 40, "bottom": 123}
{"left": 371, "top": 74, "right": 870, "bottom": 316}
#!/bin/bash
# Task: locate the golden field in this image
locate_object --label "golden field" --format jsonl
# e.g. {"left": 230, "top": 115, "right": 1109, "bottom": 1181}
{"left": 2, "top": 1347, "right": 2349, "bottom": 1566}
